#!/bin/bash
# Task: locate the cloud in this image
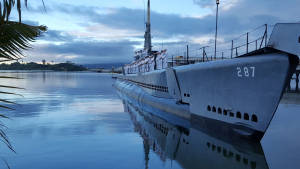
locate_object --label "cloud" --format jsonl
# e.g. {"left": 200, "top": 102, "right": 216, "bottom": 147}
{"left": 193, "top": 0, "right": 215, "bottom": 8}
{"left": 41, "top": 30, "right": 75, "bottom": 42}
{"left": 193, "top": 0, "right": 240, "bottom": 10}
{"left": 34, "top": 1, "right": 297, "bottom": 43}
{"left": 23, "top": 0, "right": 300, "bottom": 64}
{"left": 226, "top": 0, "right": 300, "bottom": 19}
{"left": 50, "top": 5, "right": 239, "bottom": 37}
{"left": 26, "top": 40, "right": 139, "bottom": 64}
{"left": 25, "top": 0, "right": 300, "bottom": 39}
{"left": 23, "top": 20, "right": 40, "bottom": 26}
{"left": 48, "top": 2, "right": 290, "bottom": 40}
{"left": 70, "top": 24, "right": 144, "bottom": 40}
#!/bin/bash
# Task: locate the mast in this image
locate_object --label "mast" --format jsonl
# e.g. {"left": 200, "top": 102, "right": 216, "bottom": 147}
{"left": 144, "top": 0, "right": 152, "bottom": 55}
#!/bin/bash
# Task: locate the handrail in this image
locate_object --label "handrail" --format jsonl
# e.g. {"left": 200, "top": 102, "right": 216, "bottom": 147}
{"left": 125, "top": 24, "right": 270, "bottom": 73}
{"left": 165, "top": 24, "right": 269, "bottom": 65}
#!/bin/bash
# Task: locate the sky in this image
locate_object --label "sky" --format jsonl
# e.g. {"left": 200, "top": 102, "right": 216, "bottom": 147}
{"left": 11, "top": 0, "right": 300, "bottom": 64}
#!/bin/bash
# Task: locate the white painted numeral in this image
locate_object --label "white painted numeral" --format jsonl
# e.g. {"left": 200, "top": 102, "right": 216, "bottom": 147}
{"left": 244, "top": 67, "right": 249, "bottom": 77}
{"left": 250, "top": 67, "right": 255, "bottom": 77}
{"left": 237, "top": 67, "right": 242, "bottom": 77}
{"left": 237, "top": 66, "right": 255, "bottom": 78}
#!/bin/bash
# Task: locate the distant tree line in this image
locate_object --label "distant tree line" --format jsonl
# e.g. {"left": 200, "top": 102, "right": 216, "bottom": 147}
{"left": 0, "top": 62, "right": 87, "bottom": 71}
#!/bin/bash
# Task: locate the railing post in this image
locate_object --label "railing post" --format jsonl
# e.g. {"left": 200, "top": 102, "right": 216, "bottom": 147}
{"left": 202, "top": 48, "right": 205, "bottom": 62}
{"left": 265, "top": 24, "right": 268, "bottom": 47}
{"left": 172, "top": 56, "right": 174, "bottom": 67}
{"left": 235, "top": 48, "right": 238, "bottom": 57}
{"left": 231, "top": 40, "right": 233, "bottom": 59}
{"left": 246, "top": 32, "right": 249, "bottom": 54}
{"left": 222, "top": 52, "right": 224, "bottom": 60}
{"left": 296, "top": 73, "right": 299, "bottom": 92}
{"left": 256, "top": 40, "right": 257, "bottom": 50}
{"left": 154, "top": 54, "right": 157, "bottom": 70}
{"left": 187, "top": 45, "right": 189, "bottom": 64}
{"left": 287, "top": 78, "right": 291, "bottom": 92}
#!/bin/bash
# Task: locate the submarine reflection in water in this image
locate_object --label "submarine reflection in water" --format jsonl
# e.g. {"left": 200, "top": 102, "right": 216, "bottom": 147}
{"left": 122, "top": 99, "right": 269, "bottom": 169}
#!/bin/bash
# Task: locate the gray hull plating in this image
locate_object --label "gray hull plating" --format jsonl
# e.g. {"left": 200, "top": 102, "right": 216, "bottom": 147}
{"left": 174, "top": 53, "right": 291, "bottom": 133}
{"left": 115, "top": 51, "right": 298, "bottom": 138}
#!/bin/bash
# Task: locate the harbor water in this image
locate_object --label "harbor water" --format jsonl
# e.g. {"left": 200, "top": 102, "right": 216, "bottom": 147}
{"left": 0, "top": 72, "right": 299, "bottom": 169}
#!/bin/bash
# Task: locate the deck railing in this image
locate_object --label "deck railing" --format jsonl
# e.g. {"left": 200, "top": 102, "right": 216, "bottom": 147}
{"left": 165, "top": 24, "right": 269, "bottom": 66}
{"left": 125, "top": 24, "right": 272, "bottom": 74}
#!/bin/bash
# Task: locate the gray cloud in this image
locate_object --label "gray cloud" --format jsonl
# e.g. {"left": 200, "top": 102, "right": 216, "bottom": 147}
{"left": 47, "top": 5, "right": 222, "bottom": 37}
{"left": 50, "top": 3, "right": 289, "bottom": 39}
{"left": 29, "top": 0, "right": 300, "bottom": 39}
{"left": 23, "top": 20, "right": 40, "bottom": 26}
{"left": 33, "top": 40, "right": 139, "bottom": 63}
{"left": 193, "top": 0, "right": 214, "bottom": 8}
{"left": 225, "top": 0, "right": 300, "bottom": 20}
{"left": 41, "top": 30, "right": 74, "bottom": 42}
{"left": 27, "top": 0, "right": 300, "bottom": 64}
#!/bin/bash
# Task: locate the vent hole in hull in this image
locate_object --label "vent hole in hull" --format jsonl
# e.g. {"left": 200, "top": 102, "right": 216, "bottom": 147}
{"left": 252, "top": 114, "right": 258, "bottom": 122}
{"left": 218, "top": 108, "right": 222, "bottom": 114}
{"left": 223, "top": 110, "right": 228, "bottom": 116}
{"left": 236, "top": 112, "right": 241, "bottom": 119}
{"left": 207, "top": 105, "right": 211, "bottom": 111}
{"left": 244, "top": 113, "right": 249, "bottom": 120}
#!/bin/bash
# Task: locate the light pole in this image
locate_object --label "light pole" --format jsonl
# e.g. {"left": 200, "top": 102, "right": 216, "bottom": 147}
{"left": 214, "top": 0, "right": 220, "bottom": 60}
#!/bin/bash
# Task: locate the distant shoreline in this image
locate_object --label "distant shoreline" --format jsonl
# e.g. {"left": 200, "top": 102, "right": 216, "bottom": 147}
{"left": 0, "top": 70, "right": 120, "bottom": 74}
{"left": 0, "top": 70, "right": 88, "bottom": 73}
{"left": 0, "top": 62, "right": 87, "bottom": 71}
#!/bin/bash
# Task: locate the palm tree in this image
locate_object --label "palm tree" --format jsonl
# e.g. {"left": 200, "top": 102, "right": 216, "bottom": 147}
{"left": 0, "top": 0, "right": 47, "bottom": 61}
{"left": 0, "top": 0, "right": 47, "bottom": 154}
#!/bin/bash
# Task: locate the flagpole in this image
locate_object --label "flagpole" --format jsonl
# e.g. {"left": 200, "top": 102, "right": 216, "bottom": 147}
{"left": 214, "top": 0, "right": 220, "bottom": 60}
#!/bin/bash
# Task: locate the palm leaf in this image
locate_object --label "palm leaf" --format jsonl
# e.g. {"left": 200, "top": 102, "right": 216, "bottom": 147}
{"left": 0, "top": 2, "right": 47, "bottom": 168}
{"left": 0, "top": 76, "right": 23, "bottom": 79}
{"left": 0, "top": 21, "right": 47, "bottom": 61}
{"left": 1, "top": 159, "right": 10, "bottom": 169}
{"left": 0, "top": 99, "right": 17, "bottom": 105}
{"left": 0, "top": 85, "right": 24, "bottom": 89}
{"left": 0, "top": 105, "right": 14, "bottom": 110}
{"left": 0, "top": 76, "right": 22, "bottom": 157}
{"left": 0, "top": 91, "right": 23, "bottom": 96}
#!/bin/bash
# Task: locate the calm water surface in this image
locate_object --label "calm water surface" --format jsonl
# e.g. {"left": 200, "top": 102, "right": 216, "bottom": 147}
{"left": 0, "top": 72, "right": 299, "bottom": 169}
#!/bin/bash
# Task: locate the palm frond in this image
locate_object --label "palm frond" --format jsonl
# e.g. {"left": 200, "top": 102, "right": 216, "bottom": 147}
{"left": 0, "top": 105, "right": 14, "bottom": 110}
{"left": 0, "top": 91, "right": 23, "bottom": 97}
{"left": 1, "top": 158, "right": 10, "bottom": 169}
{"left": 0, "top": 76, "right": 23, "bottom": 79}
{"left": 0, "top": 85, "right": 24, "bottom": 89}
{"left": 0, "top": 79, "right": 21, "bottom": 154}
{"left": 0, "top": 76, "right": 22, "bottom": 158}
{"left": 1, "top": 0, "right": 46, "bottom": 23}
{"left": 0, "top": 21, "right": 47, "bottom": 61}
{"left": 0, "top": 99, "right": 17, "bottom": 105}
{"left": 0, "top": 2, "right": 47, "bottom": 167}
{"left": 0, "top": 114, "right": 9, "bottom": 118}
{"left": 0, "top": 0, "right": 47, "bottom": 60}
{"left": 0, "top": 129, "right": 15, "bottom": 153}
